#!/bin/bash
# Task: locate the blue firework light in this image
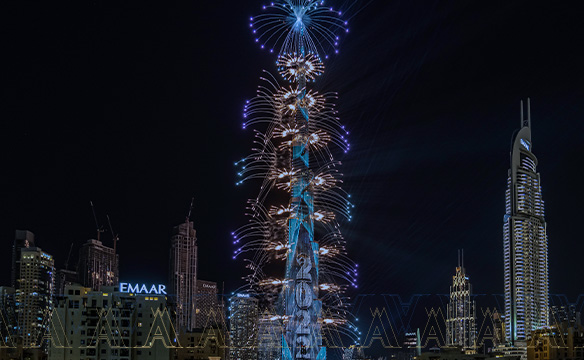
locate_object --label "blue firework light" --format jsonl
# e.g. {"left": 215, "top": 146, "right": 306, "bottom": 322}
{"left": 250, "top": 0, "right": 348, "bottom": 58}
{"left": 235, "top": 1, "right": 359, "bottom": 358}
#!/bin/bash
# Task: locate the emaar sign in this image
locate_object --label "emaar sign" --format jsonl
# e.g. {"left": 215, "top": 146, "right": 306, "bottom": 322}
{"left": 119, "top": 283, "right": 167, "bottom": 295}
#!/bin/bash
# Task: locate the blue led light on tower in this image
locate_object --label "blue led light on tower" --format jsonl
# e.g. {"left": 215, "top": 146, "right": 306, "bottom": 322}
{"left": 234, "top": 1, "right": 358, "bottom": 359}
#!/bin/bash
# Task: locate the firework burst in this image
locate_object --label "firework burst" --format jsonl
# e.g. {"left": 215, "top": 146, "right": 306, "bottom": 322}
{"left": 235, "top": 0, "right": 358, "bottom": 358}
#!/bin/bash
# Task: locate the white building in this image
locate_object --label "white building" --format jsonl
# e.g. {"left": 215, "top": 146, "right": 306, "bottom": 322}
{"left": 446, "top": 251, "right": 476, "bottom": 353}
{"left": 503, "top": 99, "right": 549, "bottom": 345}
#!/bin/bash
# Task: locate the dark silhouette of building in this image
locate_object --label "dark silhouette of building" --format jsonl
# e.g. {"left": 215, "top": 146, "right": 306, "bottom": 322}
{"left": 77, "top": 239, "right": 118, "bottom": 291}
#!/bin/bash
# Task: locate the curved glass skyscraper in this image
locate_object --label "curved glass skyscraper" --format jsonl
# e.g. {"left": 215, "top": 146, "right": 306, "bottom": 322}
{"left": 503, "top": 99, "right": 549, "bottom": 345}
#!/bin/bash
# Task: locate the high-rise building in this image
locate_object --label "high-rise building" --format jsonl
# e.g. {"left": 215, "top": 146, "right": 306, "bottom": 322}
{"left": 446, "top": 251, "right": 476, "bottom": 353}
{"left": 550, "top": 305, "right": 578, "bottom": 327}
{"left": 15, "top": 247, "right": 55, "bottom": 348}
{"left": 258, "top": 308, "right": 283, "bottom": 360}
{"left": 503, "top": 98, "right": 549, "bottom": 345}
{"left": 229, "top": 294, "right": 258, "bottom": 360}
{"left": 195, "top": 280, "right": 219, "bottom": 329}
{"left": 169, "top": 220, "right": 198, "bottom": 332}
{"left": 11, "top": 230, "right": 35, "bottom": 288}
{"left": 77, "top": 239, "right": 119, "bottom": 291}
{"left": 492, "top": 309, "right": 506, "bottom": 347}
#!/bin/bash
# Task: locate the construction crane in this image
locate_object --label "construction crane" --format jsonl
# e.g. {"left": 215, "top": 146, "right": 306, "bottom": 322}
{"left": 187, "top": 197, "right": 194, "bottom": 222}
{"left": 64, "top": 243, "right": 74, "bottom": 270}
{"left": 89, "top": 201, "right": 105, "bottom": 242}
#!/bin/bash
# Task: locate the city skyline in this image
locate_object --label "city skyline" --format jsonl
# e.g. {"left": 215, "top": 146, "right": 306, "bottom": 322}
{"left": 2, "top": 0, "right": 584, "bottom": 304}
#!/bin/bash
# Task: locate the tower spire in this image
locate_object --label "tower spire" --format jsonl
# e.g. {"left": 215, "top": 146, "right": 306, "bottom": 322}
{"left": 521, "top": 98, "right": 531, "bottom": 129}
{"left": 186, "top": 197, "right": 194, "bottom": 222}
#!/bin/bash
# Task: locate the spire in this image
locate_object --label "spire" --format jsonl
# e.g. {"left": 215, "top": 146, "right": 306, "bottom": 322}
{"left": 461, "top": 249, "right": 464, "bottom": 268}
{"left": 186, "top": 197, "right": 194, "bottom": 222}
{"left": 521, "top": 98, "right": 531, "bottom": 129}
{"left": 457, "top": 249, "right": 465, "bottom": 269}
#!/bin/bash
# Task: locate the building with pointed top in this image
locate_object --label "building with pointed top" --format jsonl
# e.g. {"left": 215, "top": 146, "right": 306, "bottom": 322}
{"left": 503, "top": 99, "right": 549, "bottom": 345}
{"left": 169, "top": 219, "right": 198, "bottom": 332}
{"left": 446, "top": 250, "right": 476, "bottom": 353}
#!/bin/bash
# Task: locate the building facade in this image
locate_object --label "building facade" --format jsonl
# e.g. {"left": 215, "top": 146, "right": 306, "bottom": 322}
{"left": 49, "top": 284, "right": 173, "bottom": 360}
{"left": 78, "top": 239, "right": 119, "bottom": 291}
{"left": 173, "top": 327, "right": 227, "bottom": 360}
{"left": 503, "top": 99, "right": 549, "bottom": 345}
{"left": 445, "top": 252, "right": 476, "bottom": 353}
{"left": 526, "top": 322, "right": 584, "bottom": 360}
{"left": 15, "top": 247, "right": 55, "bottom": 348}
{"left": 11, "top": 230, "right": 35, "bottom": 288}
{"left": 229, "top": 294, "right": 258, "bottom": 360}
{"left": 257, "top": 308, "right": 283, "bottom": 360}
{"left": 169, "top": 220, "right": 198, "bottom": 333}
{"left": 0, "top": 286, "right": 17, "bottom": 347}
{"left": 194, "top": 280, "right": 219, "bottom": 329}
{"left": 55, "top": 269, "right": 78, "bottom": 296}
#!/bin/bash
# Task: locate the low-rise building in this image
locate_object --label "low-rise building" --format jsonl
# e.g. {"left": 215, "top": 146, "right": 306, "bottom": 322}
{"left": 173, "top": 326, "right": 227, "bottom": 360}
{"left": 416, "top": 347, "right": 520, "bottom": 360}
{"left": 527, "top": 320, "right": 584, "bottom": 360}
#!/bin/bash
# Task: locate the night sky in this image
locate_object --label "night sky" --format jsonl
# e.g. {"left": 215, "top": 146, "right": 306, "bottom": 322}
{"left": 2, "top": 0, "right": 583, "bottom": 304}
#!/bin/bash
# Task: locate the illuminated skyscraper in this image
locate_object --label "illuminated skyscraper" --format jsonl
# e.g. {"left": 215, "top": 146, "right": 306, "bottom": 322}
{"left": 229, "top": 294, "right": 258, "bottom": 360}
{"left": 169, "top": 219, "right": 198, "bottom": 332}
{"left": 77, "top": 239, "right": 118, "bottom": 291}
{"left": 194, "top": 280, "right": 219, "bottom": 329}
{"left": 11, "top": 230, "right": 35, "bottom": 288}
{"left": 503, "top": 99, "right": 549, "bottom": 345}
{"left": 446, "top": 250, "right": 476, "bottom": 352}
{"left": 15, "top": 247, "right": 54, "bottom": 348}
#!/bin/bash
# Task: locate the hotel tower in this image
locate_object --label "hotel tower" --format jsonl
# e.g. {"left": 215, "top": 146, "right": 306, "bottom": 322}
{"left": 503, "top": 99, "right": 549, "bottom": 345}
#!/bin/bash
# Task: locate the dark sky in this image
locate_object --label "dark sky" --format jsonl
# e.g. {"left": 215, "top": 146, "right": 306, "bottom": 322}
{"left": 2, "top": 0, "right": 583, "bottom": 303}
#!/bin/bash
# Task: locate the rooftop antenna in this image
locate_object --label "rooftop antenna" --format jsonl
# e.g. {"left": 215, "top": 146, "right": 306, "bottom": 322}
{"left": 90, "top": 201, "right": 104, "bottom": 242}
{"left": 521, "top": 98, "right": 531, "bottom": 129}
{"left": 461, "top": 248, "right": 464, "bottom": 269}
{"left": 186, "top": 197, "right": 194, "bottom": 222}
{"left": 107, "top": 214, "right": 119, "bottom": 255}
{"left": 457, "top": 249, "right": 461, "bottom": 268}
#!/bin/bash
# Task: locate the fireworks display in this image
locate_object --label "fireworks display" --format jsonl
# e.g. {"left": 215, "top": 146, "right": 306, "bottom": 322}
{"left": 235, "top": 0, "right": 358, "bottom": 358}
